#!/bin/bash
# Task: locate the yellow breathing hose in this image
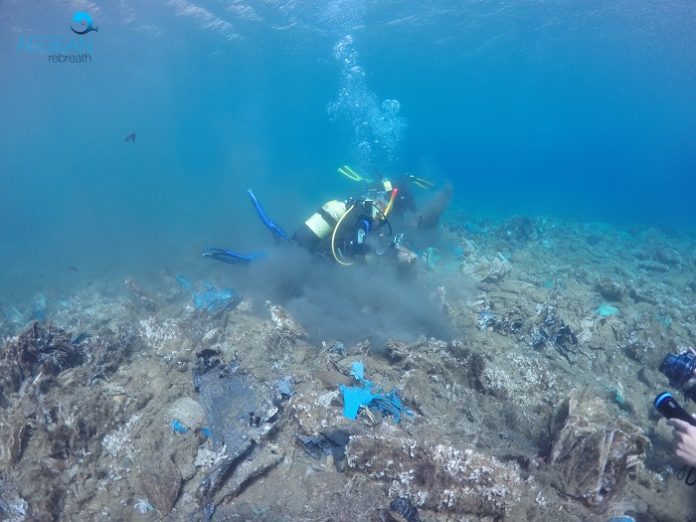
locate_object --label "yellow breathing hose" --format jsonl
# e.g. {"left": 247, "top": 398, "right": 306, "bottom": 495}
{"left": 331, "top": 204, "right": 356, "bottom": 266}
{"left": 383, "top": 188, "right": 399, "bottom": 218}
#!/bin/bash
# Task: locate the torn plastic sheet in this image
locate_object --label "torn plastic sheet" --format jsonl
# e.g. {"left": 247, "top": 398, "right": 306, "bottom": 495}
{"left": 340, "top": 361, "right": 413, "bottom": 423}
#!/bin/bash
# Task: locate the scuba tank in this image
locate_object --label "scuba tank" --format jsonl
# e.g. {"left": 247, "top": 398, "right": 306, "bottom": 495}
{"left": 293, "top": 200, "right": 348, "bottom": 251}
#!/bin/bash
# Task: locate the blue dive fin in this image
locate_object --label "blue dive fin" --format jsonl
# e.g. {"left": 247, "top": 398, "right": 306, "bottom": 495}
{"left": 203, "top": 247, "right": 263, "bottom": 264}
{"left": 247, "top": 188, "right": 289, "bottom": 242}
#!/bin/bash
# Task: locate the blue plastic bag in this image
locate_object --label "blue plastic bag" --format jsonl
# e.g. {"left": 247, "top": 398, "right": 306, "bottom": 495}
{"left": 339, "top": 361, "right": 412, "bottom": 423}
{"left": 193, "top": 283, "right": 237, "bottom": 313}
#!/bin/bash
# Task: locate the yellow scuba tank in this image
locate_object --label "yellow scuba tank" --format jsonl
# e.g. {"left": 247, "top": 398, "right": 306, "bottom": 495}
{"left": 293, "top": 200, "right": 348, "bottom": 251}
{"left": 306, "top": 200, "right": 347, "bottom": 239}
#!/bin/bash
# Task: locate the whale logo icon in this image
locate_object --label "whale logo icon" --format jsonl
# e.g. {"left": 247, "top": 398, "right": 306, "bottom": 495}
{"left": 70, "top": 12, "right": 99, "bottom": 35}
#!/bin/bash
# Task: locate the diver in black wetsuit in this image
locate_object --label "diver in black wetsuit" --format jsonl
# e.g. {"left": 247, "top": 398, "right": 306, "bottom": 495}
{"left": 203, "top": 174, "right": 448, "bottom": 267}
{"left": 204, "top": 186, "right": 395, "bottom": 266}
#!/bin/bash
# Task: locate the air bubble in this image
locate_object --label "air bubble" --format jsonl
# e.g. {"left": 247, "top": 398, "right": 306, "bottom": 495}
{"left": 327, "top": 34, "right": 406, "bottom": 172}
{"left": 381, "top": 99, "right": 400, "bottom": 115}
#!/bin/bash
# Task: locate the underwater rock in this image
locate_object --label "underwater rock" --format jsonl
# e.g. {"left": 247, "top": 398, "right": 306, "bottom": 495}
{"left": 594, "top": 277, "right": 625, "bottom": 301}
{"left": 476, "top": 305, "right": 579, "bottom": 360}
{"left": 0, "top": 409, "right": 32, "bottom": 469}
{"left": 289, "top": 385, "right": 352, "bottom": 438}
{"left": 137, "top": 316, "right": 185, "bottom": 361}
{"left": 388, "top": 497, "right": 421, "bottom": 522}
{"left": 124, "top": 278, "right": 157, "bottom": 313}
{"left": 86, "top": 327, "right": 135, "bottom": 383}
{"left": 295, "top": 430, "right": 350, "bottom": 469}
{"left": 395, "top": 244, "right": 419, "bottom": 271}
{"left": 266, "top": 301, "right": 307, "bottom": 340}
{"left": 312, "top": 368, "right": 352, "bottom": 389}
{"left": 0, "top": 322, "right": 84, "bottom": 397}
{"left": 142, "top": 456, "right": 182, "bottom": 515}
{"left": 0, "top": 482, "right": 28, "bottom": 522}
{"left": 478, "top": 309, "right": 526, "bottom": 337}
{"left": 168, "top": 397, "right": 206, "bottom": 431}
{"left": 497, "top": 216, "right": 537, "bottom": 243}
{"left": 651, "top": 246, "right": 683, "bottom": 267}
{"left": 201, "top": 327, "right": 220, "bottom": 346}
{"left": 346, "top": 423, "right": 522, "bottom": 517}
{"left": 212, "top": 444, "right": 284, "bottom": 505}
{"left": 530, "top": 305, "right": 579, "bottom": 360}
{"left": 547, "top": 389, "right": 648, "bottom": 509}
{"left": 0, "top": 331, "right": 135, "bottom": 521}
{"left": 264, "top": 301, "right": 308, "bottom": 351}
{"left": 462, "top": 252, "right": 511, "bottom": 283}
{"left": 635, "top": 261, "right": 669, "bottom": 273}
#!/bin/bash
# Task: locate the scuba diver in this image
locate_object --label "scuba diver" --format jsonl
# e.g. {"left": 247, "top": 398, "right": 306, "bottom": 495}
{"left": 203, "top": 167, "right": 441, "bottom": 268}
{"left": 204, "top": 185, "right": 397, "bottom": 267}
{"left": 658, "top": 348, "right": 696, "bottom": 468}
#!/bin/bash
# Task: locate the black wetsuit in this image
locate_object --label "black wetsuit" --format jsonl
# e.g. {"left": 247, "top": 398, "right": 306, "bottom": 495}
{"left": 293, "top": 200, "right": 376, "bottom": 262}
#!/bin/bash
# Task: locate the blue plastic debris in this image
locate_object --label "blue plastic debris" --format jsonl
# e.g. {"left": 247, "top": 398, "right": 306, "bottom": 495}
{"left": 203, "top": 503, "right": 216, "bottom": 522}
{"left": 176, "top": 276, "right": 238, "bottom": 313}
{"left": 170, "top": 419, "right": 189, "bottom": 434}
{"left": 350, "top": 361, "right": 365, "bottom": 381}
{"left": 657, "top": 315, "right": 672, "bottom": 328}
{"left": 464, "top": 222, "right": 486, "bottom": 236}
{"left": 450, "top": 246, "right": 465, "bottom": 259}
{"left": 2, "top": 305, "right": 23, "bottom": 326}
{"left": 275, "top": 376, "right": 295, "bottom": 397}
{"left": 193, "top": 284, "right": 237, "bottom": 313}
{"left": 421, "top": 247, "right": 442, "bottom": 270}
{"left": 340, "top": 386, "right": 376, "bottom": 420}
{"left": 371, "top": 390, "right": 409, "bottom": 421}
{"left": 329, "top": 342, "right": 346, "bottom": 355}
{"left": 607, "top": 516, "right": 636, "bottom": 522}
{"left": 339, "top": 361, "right": 413, "bottom": 423}
{"left": 295, "top": 430, "right": 349, "bottom": 464}
{"left": 32, "top": 294, "right": 47, "bottom": 320}
{"left": 477, "top": 310, "right": 497, "bottom": 330}
{"left": 201, "top": 427, "right": 212, "bottom": 439}
{"left": 176, "top": 275, "right": 192, "bottom": 290}
{"left": 597, "top": 303, "right": 619, "bottom": 317}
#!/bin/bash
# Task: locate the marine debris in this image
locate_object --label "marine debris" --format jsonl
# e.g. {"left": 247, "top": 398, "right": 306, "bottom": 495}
{"left": 0, "top": 216, "right": 694, "bottom": 520}
{"left": 339, "top": 361, "right": 412, "bottom": 423}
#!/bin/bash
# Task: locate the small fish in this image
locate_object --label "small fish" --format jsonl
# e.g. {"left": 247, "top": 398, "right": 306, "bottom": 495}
{"left": 124, "top": 132, "right": 136, "bottom": 143}
{"left": 68, "top": 266, "right": 79, "bottom": 272}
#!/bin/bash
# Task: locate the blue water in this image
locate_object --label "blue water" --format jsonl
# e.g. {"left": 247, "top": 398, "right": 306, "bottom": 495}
{"left": 1, "top": 1, "right": 695, "bottom": 301}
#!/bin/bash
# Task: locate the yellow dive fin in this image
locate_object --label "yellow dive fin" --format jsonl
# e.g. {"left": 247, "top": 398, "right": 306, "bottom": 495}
{"left": 337, "top": 165, "right": 363, "bottom": 182}
{"left": 408, "top": 174, "right": 435, "bottom": 190}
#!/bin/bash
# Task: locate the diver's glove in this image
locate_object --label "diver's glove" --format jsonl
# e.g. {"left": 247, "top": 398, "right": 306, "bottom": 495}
{"left": 203, "top": 247, "right": 263, "bottom": 264}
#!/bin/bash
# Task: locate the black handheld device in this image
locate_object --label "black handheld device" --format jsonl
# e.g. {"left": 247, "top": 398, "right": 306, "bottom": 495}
{"left": 654, "top": 392, "right": 696, "bottom": 426}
